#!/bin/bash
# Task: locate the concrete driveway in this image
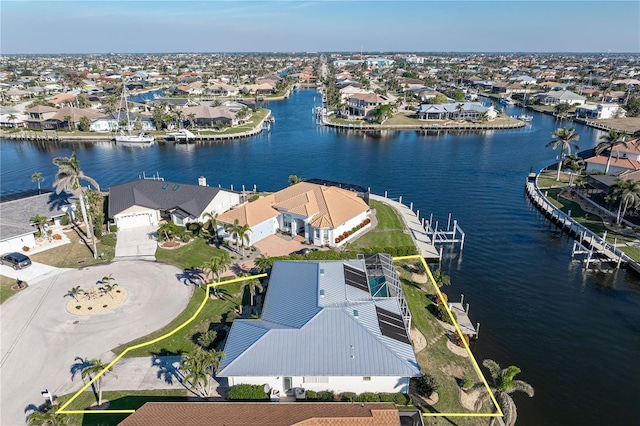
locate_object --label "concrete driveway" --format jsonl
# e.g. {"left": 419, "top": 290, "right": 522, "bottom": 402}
{"left": 0, "top": 262, "right": 71, "bottom": 285}
{"left": 115, "top": 226, "right": 158, "bottom": 260}
{"left": 0, "top": 261, "right": 193, "bottom": 425}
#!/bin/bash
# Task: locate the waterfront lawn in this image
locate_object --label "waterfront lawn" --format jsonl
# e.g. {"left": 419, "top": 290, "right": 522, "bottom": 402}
{"left": 113, "top": 280, "right": 243, "bottom": 357}
{"left": 347, "top": 200, "right": 414, "bottom": 250}
{"left": 384, "top": 112, "right": 420, "bottom": 125}
{"left": 29, "top": 227, "right": 116, "bottom": 268}
{"left": 396, "top": 260, "right": 492, "bottom": 425}
{"left": 536, "top": 173, "right": 570, "bottom": 189}
{"left": 54, "top": 389, "right": 188, "bottom": 426}
{"left": 546, "top": 188, "right": 636, "bottom": 245}
{"left": 155, "top": 237, "right": 229, "bottom": 270}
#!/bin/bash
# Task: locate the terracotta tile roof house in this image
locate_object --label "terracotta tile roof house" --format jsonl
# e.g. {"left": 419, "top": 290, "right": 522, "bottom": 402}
{"left": 120, "top": 402, "right": 408, "bottom": 426}
{"left": 216, "top": 182, "right": 370, "bottom": 247}
{"left": 347, "top": 93, "right": 389, "bottom": 120}
{"left": 584, "top": 137, "right": 640, "bottom": 174}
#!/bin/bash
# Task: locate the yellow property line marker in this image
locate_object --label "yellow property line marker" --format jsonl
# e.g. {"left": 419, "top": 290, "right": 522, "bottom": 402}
{"left": 57, "top": 274, "right": 266, "bottom": 415}
{"left": 394, "top": 255, "right": 503, "bottom": 418}
{"left": 58, "top": 256, "right": 500, "bottom": 419}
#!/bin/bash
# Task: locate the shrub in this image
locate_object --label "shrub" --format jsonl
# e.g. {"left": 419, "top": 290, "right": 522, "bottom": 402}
{"left": 461, "top": 375, "right": 474, "bottom": 390}
{"left": 22, "top": 246, "right": 30, "bottom": 252}
{"left": 52, "top": 233, "right": 62, "bottom": 240}
{"left": 102, "top": 305, "right": 108, "bottom": 308}
{"left": 316, "top": 390, "right": 335, "bottom": 401}
{"left": 195, "top": 330, "right": 218, "bottom": 349}
{"left": 60, "top": 214, "right": 71, "bottom": 226}
{"left": 109, "top": 224, "right": 118, "bottom": 232}
{"left": 75, "top": 305, "right": 81, "bottom": 310}
{"left": 454, "top": 333, "right": 470, "bottom": 348}
{"left": 434, "top": 303, "right": 456, "bottom": 325}
{"left": 228, "top": 384, "right": 268, "bottom": 400}
{"left": 359, "top": 392, "right": 379, "bottom": 402}
{"left": 379, "top": 393, "right": 409, "bottom": 405}
{"left": 433, "top": 292, "right": 448, "bottom": 305}
{"left": 306, "top": 390, "right": 317, "bottom": 400}
{"left": 340, "top": 392, "right": 358, "bottom": 402}
{"left": 101, "top": 233, "right": 117, "bottom": 246}
{"left": 413, "top": 373, "right": 438, "bottom": 397}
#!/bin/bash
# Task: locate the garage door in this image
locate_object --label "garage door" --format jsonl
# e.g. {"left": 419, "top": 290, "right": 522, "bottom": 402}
{"left": 117, "top": 213, "right": 152, "bottom": 229}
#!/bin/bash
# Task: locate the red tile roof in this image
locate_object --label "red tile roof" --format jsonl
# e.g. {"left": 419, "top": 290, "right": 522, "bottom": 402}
{"left": 119, "top": 402, "right": 401, "bottom": 426}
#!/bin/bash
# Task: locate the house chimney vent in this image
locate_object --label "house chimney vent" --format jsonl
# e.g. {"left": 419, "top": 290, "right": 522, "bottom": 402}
{"left": 198, "top": 176, "right": 207, "bottom": 186}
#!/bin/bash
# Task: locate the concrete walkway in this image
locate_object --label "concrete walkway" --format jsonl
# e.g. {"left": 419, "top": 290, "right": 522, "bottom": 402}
{"left": 369, "top": 194, "right": 440, "bottom": 259}
{"left": 0, "top": 261, "right": 193, "bottom": 425}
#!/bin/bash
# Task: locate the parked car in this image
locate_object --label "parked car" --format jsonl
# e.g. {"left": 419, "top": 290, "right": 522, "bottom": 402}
{"left": 0, "top": 252, "right": 32, "bottom": 270}
{"left": 289, "top": 248, "right": 318, "bottom": 256}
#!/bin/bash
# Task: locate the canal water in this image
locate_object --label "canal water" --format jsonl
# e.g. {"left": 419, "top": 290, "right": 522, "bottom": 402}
{"left": 2, "top": 89, "right": 639, "bottom": 425}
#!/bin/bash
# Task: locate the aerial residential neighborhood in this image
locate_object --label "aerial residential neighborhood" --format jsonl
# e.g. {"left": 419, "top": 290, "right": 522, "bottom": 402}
{"left": 1, "top": 1, "right": 639, "bottom": 426}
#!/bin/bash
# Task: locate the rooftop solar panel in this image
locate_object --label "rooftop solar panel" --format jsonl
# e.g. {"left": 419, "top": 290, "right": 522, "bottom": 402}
{"left": 344, "top": 264, "right": 369, "bottom": 292}
{"left": 376, "top": 306, "right": 410, "bottom": 344}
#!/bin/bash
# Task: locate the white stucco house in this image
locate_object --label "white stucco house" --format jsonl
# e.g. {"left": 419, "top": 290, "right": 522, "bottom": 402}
{"left": 217, "top": 255, "right": 420, "bottom": 396}
{"left": 0, "top": 191, "right": 75, "bottom": 253}
{"left": 574, "top": 103, "right": 626, "bottom": 120}
{"left": 583, "top": 136, "right": 640, "bottom": 174}
{"left": 216, "top": 181, "right": 370, "bottom": 247}
{"left": 535, "top": 90, "right": 586, "bottom": 106}
{"left": 108, "top": 178, "right": 240, "bottom": 229}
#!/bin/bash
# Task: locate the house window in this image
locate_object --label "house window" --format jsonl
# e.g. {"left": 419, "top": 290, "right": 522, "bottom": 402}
{"left": 314, "top": 229, "right": 320, "bottom": 239}
{"left": 323, "top": 229, "right": 329, "bottom": 240}
{"left": 283, "top": 214, "right": 291, "bottom": 228}
{"left": 303, "top": 376, "right": 329, "bottom": 383}
{"left": 363, "top": 377, "right": 371, "bottom": 381}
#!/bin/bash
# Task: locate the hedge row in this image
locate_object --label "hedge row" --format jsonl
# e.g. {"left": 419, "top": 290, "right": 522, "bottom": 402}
{"left": 306, "top": 390, "right": 409, "bottom": 405}
{"left": 227, "top": 384, "right": 268, "bottom": 400}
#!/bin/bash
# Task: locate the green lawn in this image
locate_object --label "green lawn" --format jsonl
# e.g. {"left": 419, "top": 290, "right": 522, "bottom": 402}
{"left": 55, "top": 389, "right": 188, "bottom": 426}
{"left": 0, "top": 275, "right": 24, "bottom": 304}
{"left": 29, "top": 228, "right": 116, "bottom": 268}
{"left": 347, "top": 200, "right": 414, "bottom": 250}
{"left": 155, "top": 238, "right": 229, "bottom": 270}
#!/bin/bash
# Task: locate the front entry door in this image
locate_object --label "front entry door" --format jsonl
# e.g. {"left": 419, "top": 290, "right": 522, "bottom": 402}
{"left": 283, "top": 376, "right": 292, "bottom": 392}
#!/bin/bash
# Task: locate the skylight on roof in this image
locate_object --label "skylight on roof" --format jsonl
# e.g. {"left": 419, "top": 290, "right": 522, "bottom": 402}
{"left": 172, "top": 185, "right": 179, "bottom": 191}
{"left": 162, "top": 183, "right": 169, "bottom": 189}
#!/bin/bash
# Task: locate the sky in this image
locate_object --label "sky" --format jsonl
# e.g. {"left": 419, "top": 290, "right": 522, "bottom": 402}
{"left": 1, "top": 0, "right": 639, "bottom": 54}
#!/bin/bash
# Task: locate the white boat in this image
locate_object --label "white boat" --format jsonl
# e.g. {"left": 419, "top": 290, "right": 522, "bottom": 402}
{"left": 500, "top": 97, "right": 515, "bottom": 105}
{"left": 115, "top": 87, "right": 155, "bottom": 145}
{"left": 518, "top": 114, "right": 533, "bottom": 122}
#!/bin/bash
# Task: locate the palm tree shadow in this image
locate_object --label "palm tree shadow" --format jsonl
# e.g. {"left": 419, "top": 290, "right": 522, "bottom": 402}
{"left": 151, "top": 351, "right": 185, "bottom": 388}
{"left": 70, "top": 356, "right": 98, "bottom": 400}
{"left": 176, "top": 268, "right": 205, "bottom": 287}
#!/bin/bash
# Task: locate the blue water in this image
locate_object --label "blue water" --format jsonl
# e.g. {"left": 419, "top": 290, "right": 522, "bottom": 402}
{"left": 2, "top": 90, "right": 639, "bottom": 425}
{"left": 127, "top": 89, "right": 164, "bottom": 103}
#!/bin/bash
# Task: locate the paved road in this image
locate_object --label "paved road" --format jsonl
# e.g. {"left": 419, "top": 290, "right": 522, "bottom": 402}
{"left": 0, "top": 262, "right": 71, "bottom": 285}
{"left": 0, "top": 261, "right": 193, "bottom": 425}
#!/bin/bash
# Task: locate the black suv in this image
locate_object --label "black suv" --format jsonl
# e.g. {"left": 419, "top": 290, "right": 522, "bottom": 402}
{"left": 1, "top": 252, "right": 32, "bottom": 270}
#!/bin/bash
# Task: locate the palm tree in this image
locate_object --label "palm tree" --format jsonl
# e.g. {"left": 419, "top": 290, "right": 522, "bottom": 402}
{"left": 237, "top": 223, "right": 251, "bottom": 256}
{"left": 187, "top": 112, "right": 196, "bottom": 128}
{"left": 456, "top": 103, "right": 465, "bottom": 121}
{"left": 546, "top": 127, "right": 580, "bottom": 181}
{"left": 63, "top": 114, "right": 72, "bottom": 131}
{"left": 66, "top": 286, "right": 84, "bottom": 302}
{"left": 244, "top": 279, "right": 263, "bottom": 306}
{"left": 594, "top": 129, "right": 628, "bottom": 174}
{"left": 473, "top": 359, "right": 534, "bottom": 426}
{"left": 7, "top": 113, "right": 18, "bottom": 127}
{"left": 612, "top": 178, "right": 640, "bottom": 224}
{"left": 224, "top": 219, "right": 243, "bottom": 249}
{"left": 431, "top": 269, "right": 451, "bottom": 288}
{"left": 80, "top": 358, "right": 117, "bottom": 407}
{"left": 52, "top": 152, "right": 100, "bottom": 258}
{"left": 202, "top": 212, "right": 220, "bottom": 242}
{"left": 253, "top": 254, "right": 273, "bottom": 274}
{"left": 179, "top": 347, "right": 225, "bottom": 398}
{"left": 100, "top": 275, "right": 118, "bottom": 298}
{"left": 32, "top": 172, "right": 44, "bottom": 192}
{"left": 562, "top": 154, "right": 585, "bottom": 188}
{"left": 31, "top": 214, "right": 49, "bottom": 239}
{"left": 27, "top": 407, "right": 69, "bottom": 426}
{"left": 202, "top": 255, "right": 231, "bottom": 283}
{"left": 288, "top": 175, "right": 304, "bottom": 185}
